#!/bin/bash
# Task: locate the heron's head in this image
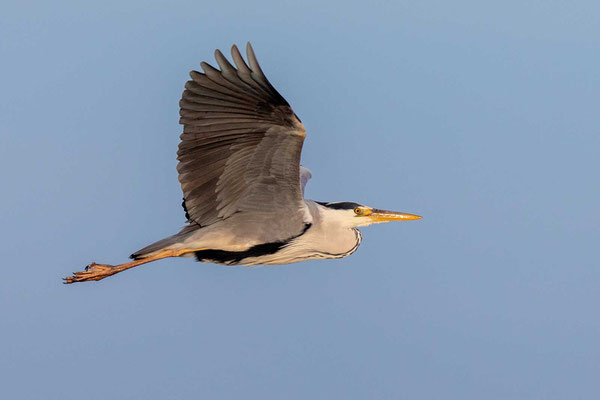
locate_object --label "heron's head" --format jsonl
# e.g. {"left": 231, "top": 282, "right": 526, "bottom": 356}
{"left": 316, "top": 201, "right": 422, "bottom": 228}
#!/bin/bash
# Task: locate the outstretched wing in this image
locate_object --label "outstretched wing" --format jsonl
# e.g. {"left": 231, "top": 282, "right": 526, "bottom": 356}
{"left": 178, "top": 43, "right": 308, "bottom": 229}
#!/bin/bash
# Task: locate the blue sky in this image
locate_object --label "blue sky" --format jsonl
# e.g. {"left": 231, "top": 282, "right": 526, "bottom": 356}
{"left": 1, "top": 1, "right": 599, "bottom": 399}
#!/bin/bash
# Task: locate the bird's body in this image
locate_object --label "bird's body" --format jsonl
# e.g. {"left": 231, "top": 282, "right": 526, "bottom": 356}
{"left": 133, "top": 200, "right": 363, "bottom": 266}
{"left": 64, "top": 43, "right": 421, "bottom": 284}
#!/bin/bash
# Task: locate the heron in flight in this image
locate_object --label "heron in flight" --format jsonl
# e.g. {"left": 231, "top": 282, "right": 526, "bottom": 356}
{"left": 64, "top": 43, "right": 421, "bottom": 284}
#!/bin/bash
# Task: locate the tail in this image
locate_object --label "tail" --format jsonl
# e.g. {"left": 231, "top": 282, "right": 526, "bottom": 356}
{"left": 130, "top": 225, "right": 200, "bottom": 260}
{"left": 130, "top": 235, "right": 181, "bottom": 260}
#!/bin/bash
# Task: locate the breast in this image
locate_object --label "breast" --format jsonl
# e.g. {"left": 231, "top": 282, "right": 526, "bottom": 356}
{"left": 303, "top": 227, "right": 362, "bottom": 260}
{"left": 254, "top": 226, "right": 362, "bottom": 265}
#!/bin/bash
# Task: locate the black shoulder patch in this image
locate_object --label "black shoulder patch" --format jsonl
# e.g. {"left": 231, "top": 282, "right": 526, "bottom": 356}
{"left": 195, "top": 223, "right": 312, "bottom": 265}
{"left": 182, "top": 198, "right": 191, "bottom": 221}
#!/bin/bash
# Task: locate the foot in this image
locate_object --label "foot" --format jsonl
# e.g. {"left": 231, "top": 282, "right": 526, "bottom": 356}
{"left": 63, "top": 262, "right": 117, "bottom": 284}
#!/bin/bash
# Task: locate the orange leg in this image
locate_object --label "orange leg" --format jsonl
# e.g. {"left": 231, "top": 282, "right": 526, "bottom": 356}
{"left": 63, "top": 248, "right": 196, "bottom": 284}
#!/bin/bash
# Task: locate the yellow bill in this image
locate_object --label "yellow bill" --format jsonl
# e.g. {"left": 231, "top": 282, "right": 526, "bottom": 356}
{"left": 368, "top": 208, "right": 422, "bottom": 222}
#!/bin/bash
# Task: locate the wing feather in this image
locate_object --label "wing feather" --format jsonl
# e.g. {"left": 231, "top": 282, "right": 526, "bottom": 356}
{"left": 177, "top": 43, "right": 308, "bottom": 238}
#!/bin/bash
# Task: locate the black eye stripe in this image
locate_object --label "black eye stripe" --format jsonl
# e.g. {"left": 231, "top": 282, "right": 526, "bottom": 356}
{"left": 316, "top": 201, "right": 363, "bottom": 210}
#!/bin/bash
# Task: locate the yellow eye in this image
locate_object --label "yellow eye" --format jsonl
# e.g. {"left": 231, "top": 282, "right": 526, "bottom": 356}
{"left": 354, "top": 207, "right": 362, "bottom": 215}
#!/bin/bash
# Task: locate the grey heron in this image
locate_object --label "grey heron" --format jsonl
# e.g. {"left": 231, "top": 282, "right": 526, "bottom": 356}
{"left": 64, "top": 43, "right": 421, "bottom": 284}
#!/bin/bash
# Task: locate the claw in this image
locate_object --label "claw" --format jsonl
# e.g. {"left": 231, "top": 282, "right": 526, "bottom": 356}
{"left": 64, "top": 263, "right": 116, "bottom": 284}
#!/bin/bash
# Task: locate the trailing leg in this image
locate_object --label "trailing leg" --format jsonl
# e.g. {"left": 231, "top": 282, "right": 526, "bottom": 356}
{"left": 63, "top": 249, "right": 195, "bottom": 284}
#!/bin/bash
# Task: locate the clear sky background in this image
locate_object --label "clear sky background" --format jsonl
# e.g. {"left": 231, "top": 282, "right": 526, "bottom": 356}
{"left": 2, "top": 1, "right": 599, "bottom": 399}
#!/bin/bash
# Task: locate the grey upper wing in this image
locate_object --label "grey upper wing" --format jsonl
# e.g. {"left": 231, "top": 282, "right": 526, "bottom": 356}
{"left": 299, "top": 166, "right": 312, "bottom": 195}
{"left": 178, "top": 43, "right": 308, "bottom": 231}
